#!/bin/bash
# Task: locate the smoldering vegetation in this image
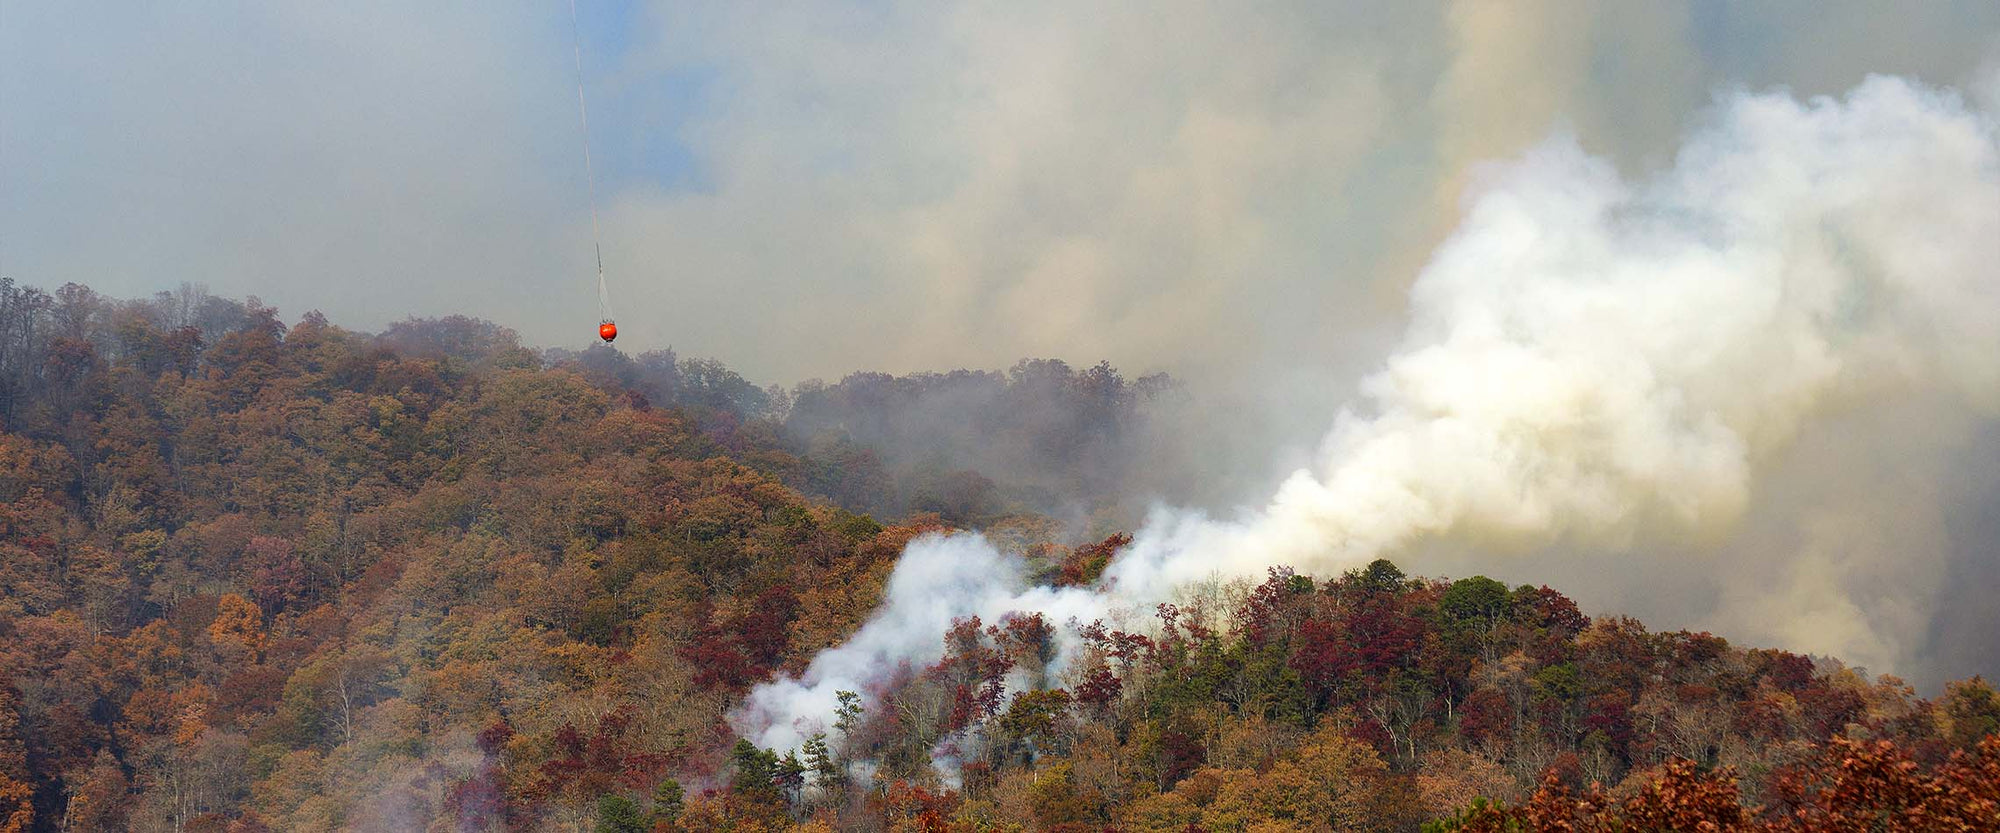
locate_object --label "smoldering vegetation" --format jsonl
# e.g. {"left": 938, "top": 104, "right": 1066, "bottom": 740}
{"left": 0, "top": 277, "right": 1237, "bottom": 830}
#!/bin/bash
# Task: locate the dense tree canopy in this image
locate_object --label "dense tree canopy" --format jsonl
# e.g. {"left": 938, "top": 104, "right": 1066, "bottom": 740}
{"left": 0, "top": 280, "right": 1990, "bottom": 831}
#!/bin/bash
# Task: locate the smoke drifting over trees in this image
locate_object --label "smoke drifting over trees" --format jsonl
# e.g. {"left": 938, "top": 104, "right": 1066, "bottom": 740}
{"left": 780, "top": 362, "right": 1174, "bottom": 525}
{"left": 542, "top": 346, "right": 1182, "bottom": 529}
{"left": 0, "top": 276, "right": 1992, "bottom": 829}
{"left": 742, "top": 73, "right": 2000, "bottom": 758}
{"left": 2, "top": 3, "right": 1999, "bottom": 826}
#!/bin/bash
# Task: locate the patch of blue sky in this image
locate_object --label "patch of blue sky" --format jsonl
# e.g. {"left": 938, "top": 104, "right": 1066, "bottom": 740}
{"left": 573, "top": 0, "right": 716, "bottom": 195}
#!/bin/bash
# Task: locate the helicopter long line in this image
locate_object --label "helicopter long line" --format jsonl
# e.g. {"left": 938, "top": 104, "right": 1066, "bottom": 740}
{"left": 567, "top": 0, "right": 610, "bottom": 325}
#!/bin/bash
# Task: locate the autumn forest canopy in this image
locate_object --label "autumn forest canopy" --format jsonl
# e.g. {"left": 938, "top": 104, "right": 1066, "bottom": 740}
{"left": 0, "top": 279, "right": 1995, "bottom": 832}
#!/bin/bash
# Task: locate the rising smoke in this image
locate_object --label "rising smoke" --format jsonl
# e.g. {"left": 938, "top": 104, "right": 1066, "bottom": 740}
{"left": 736, "top": 74, "right": 2000, "bottom": 755}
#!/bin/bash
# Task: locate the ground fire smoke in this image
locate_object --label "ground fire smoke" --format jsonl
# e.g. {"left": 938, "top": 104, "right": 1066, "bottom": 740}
{"left": 736, "top": 74, "right": 2000, "bottom": 755}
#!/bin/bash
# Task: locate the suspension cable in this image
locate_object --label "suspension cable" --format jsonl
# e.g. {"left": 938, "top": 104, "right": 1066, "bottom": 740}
{"left": 567, "top": 0, "right": 610, "bottom": 323}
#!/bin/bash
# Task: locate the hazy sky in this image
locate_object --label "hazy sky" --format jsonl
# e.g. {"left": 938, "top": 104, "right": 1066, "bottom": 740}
{"left": 4, "top": 1, "right": 1995, "bottom": 384}
{"left": 5, "top": 3, "right": 2000, "bottom": 689}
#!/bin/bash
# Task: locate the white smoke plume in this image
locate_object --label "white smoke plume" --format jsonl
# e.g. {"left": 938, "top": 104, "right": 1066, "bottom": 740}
{"left": 738, "top": 533, "right": 1111, "bottom": 753}
{"left": 736, "top": 74, "right": 2000, "bottom": 754}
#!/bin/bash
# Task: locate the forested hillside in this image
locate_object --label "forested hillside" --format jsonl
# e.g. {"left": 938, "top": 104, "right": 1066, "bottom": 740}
{"left": 0, "top": 280, "right": 1994, "bottom": 832}
{"left": 548, "top": 344, "right": 1176, "bottom": 528}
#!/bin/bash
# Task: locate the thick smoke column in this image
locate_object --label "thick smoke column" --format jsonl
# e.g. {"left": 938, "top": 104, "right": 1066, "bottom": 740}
{"left": 739, "top": 534, "right": 1111, "bottom": 753}
{"left": 738, "top": 75, "right": 2000, "bottom": 754}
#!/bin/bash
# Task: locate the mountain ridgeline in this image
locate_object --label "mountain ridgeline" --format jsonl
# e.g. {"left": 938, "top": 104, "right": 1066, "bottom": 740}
{"left": 0, "top": 281, "right": 1993, "bottom": 831}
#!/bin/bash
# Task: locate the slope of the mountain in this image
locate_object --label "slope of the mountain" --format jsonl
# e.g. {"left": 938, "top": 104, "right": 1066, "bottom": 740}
{"left": 0, "top": 283, "right": 1992, "bottom": 832}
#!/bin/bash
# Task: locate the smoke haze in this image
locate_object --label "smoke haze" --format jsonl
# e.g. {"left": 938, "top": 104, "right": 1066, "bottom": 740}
{"left": 739, "top": 74, "right": 2000, "bottom": 752}
{"left": 8, "top": 2, "right": 1997, "bottom": 382}
{"left": 5, "top": 0, "right": 1999, "bottom": 726}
